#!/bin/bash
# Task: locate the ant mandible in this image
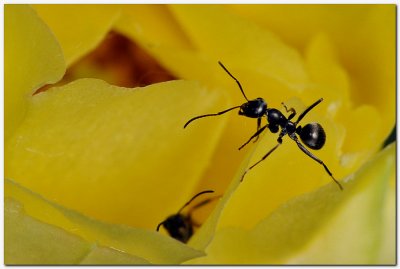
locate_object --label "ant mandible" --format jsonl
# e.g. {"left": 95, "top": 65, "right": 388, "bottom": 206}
{"left": 156, "top": 190, "right": 218, "bottom": 243}
{"left": 184, "top": 62, "right": 343, "bottom": 190}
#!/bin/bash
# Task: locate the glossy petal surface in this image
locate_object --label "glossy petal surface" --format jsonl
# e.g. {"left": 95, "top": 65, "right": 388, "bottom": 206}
{"left": 5, "top": 79, "right": 227, "bottom": 230}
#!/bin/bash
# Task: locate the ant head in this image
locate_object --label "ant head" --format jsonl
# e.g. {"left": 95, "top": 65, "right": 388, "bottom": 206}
{"left": 161, "top": 214, "right": 193, "bottom": 243}
{"left": 297, "top": 123, "right": 326, "bottom": 150}
{"left": 156, "top": 190, "right": 214, "bottom": 243}
{"left": 239, "top": 98, "right": 267, "bottom": 118}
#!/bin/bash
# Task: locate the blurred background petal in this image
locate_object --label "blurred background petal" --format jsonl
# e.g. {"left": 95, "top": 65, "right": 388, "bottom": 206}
{"left": 33, "top": 4, "right": 121, "bottom": 67}
{"left": 187, "top": 143, "right": 395, "bottom": 264}
{"left": 5, "top": 5, "right": 65, "bottom": 140}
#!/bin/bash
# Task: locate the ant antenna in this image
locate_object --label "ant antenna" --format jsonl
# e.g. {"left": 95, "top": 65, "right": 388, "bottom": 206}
{"left": 218, "top": 61, "right": 249, "bottom": 101}
{"left": 183, "top": 61, "right": 255, "bottom": 129}
{"left": 156, "top": 221, "right": 164, "bottom": 232}
{"left": 177, "top": 190, "right": 215, "bottom": 214}
{"left": 183, "top": 61, "right": 249, "bottom": 129}
{"left": 184, "top": 106, "right": 241, "bottom": 128}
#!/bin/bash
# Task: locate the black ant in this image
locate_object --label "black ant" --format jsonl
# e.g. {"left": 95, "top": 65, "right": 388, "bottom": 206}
{"left": 184, "top": 62, "right": 343, "bottom": 190}
{"left": 156, "top": 190, "right": 218, "bottom": 243}
{"left": 240, "top": 98, "right": 343, "bottom": 190}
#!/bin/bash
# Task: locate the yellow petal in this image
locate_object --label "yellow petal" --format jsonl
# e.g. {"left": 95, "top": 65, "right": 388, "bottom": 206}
{"left": 217, "top": 98, "right": 346, "bottom": 229}
{"left": 375, "top": 168, "right": 395, "bottom": 263}
{"left": 286, "top": 145, "right": 395, "bottom": 264}
{"left": 188, "top": 142, "right": 257, "bottom": 250}
{"left": 5, "top": 4, "right": 65, "bottom": 140}
{"left": 113, "top": 5, "right": 392, "bottom": 237}
{"left": 229, "top": 4, "right": 395, "bottom": 137}
{"left": 79, "top": 245, "right": 150, "bottom": 265}
{"left": 5, "top": 179, "right": 203, "bottom": 264}
{"left": 5, "top": 79, "right": 228, "bottom": 230}
{"left": 114, "top": 5, "right": 219, "bottom": 85}
{"left": 114, "top": 5, "right": 192, "bottom": 50}
{"left": 5, "top": 197, "right": 91, "bottom": 264}
{"left": 168, "top": 5, "right": 308, "bottom": 90}
{"left": 304, "top": 33, "right": 350, "bottom": 108}
{"left": 187, "top": 143, "right": 395, "bottom": 264}
{"left": 304, "top": 32, "right": 383, "bottom": 165}
{"left": 118, "top": 5, "right": 311, "bottom": 204}
{"left": 33, "top": 4, "right": 121, "bottom": 66}
{"left": 5, "top": 196, "right": 150, "bottom": 264}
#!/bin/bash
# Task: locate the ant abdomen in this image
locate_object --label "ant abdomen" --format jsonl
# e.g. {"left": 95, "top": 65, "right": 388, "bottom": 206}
{"left": 297, "top": 123, "right": 326, "bottom": 150}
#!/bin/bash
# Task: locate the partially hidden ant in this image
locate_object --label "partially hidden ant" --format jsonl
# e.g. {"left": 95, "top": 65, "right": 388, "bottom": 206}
{"left": 156, "top": 190, "right": 219, "bottom": 243}
{"left": 184, "top": 62, "right": 343, "bottom": 190}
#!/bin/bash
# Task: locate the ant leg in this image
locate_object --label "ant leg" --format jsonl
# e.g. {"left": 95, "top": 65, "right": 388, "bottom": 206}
{"left": 240, "top": 141, "right": 281, "bottom": 182}
{"left": 281, "top": 102, "right": 296, "bottom": 120}
{"left": 184, "top": 106, "right": 241, "bottom": 128}
{"left": 289, "top": 134, "right": 343, "bottom": 190}
{"left": 177, "top": 190, "right": 214, "bottom": 214}
{"left": 187, "top": 195, "right": 221, "bottom": 215}
{"left": 156, "top": 221, "right": 165, "bottom": 232}
{"left": 253, "top": 117, "right": 262, "bottom": 143}
{"left": 238, "top": 124, "right": 268, "bottom": 150}
{"left": 295, "top": 98, "right": 323, "bottom": 125}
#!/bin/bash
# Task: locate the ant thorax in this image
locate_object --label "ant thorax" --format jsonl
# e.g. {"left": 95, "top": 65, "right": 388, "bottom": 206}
{"left": 266, "top": 108, "right": 286, "bottom": 133}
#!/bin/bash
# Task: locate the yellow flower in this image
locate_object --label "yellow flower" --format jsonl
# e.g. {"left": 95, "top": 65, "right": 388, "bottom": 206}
{"left": 5, "top": 4, "right": 395, "bottom": 264}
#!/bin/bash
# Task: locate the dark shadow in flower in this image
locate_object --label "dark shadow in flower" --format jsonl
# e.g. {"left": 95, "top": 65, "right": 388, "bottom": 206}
{"left": 35, "top": 31, "right": 176, "bottom": 94}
